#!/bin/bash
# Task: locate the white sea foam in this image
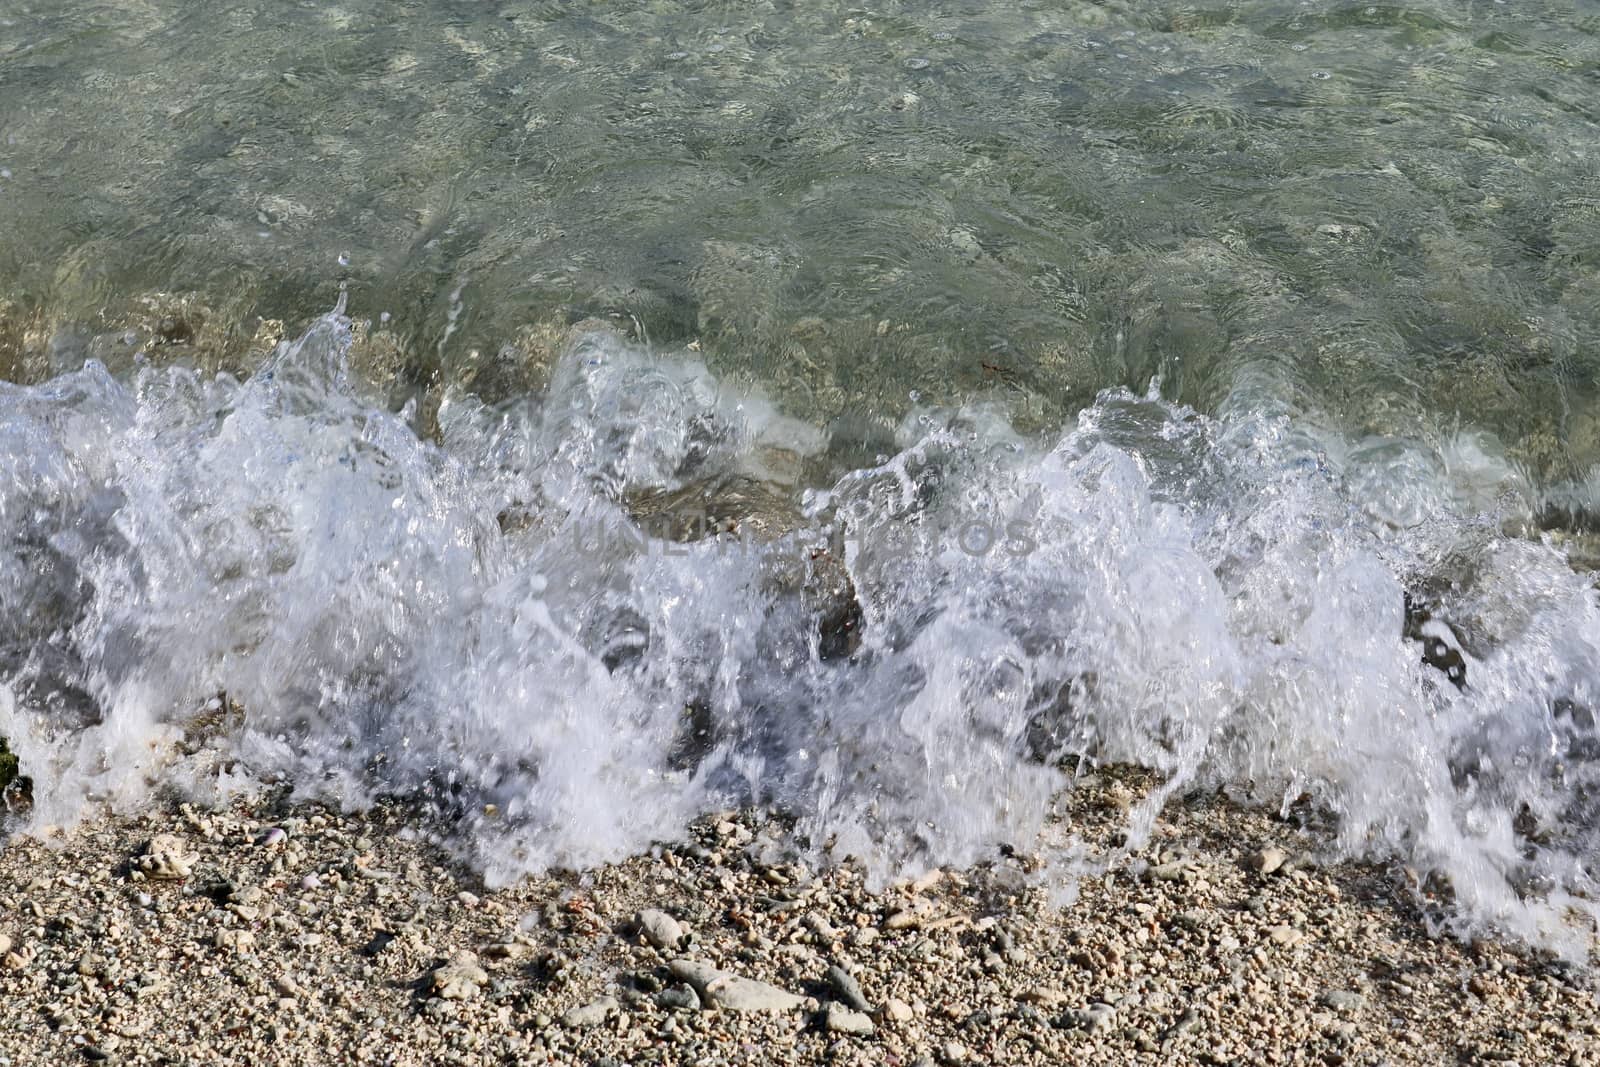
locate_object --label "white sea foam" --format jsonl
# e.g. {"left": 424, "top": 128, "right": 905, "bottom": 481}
{"left": 1, "top": 308, "right": 1597, "bottom": 954}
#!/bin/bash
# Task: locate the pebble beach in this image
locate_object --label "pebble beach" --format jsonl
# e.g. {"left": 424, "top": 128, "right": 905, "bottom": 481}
{"left": 6, "top": 3, "right": 1600, "bottom": 1065}
{"left": 2, "top": 774, "right": 1594, "bottom": 1067}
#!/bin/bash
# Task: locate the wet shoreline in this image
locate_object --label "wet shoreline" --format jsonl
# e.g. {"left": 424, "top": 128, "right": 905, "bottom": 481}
{"left": 0, "top": 774, "right": 1594, "bottom": 1066}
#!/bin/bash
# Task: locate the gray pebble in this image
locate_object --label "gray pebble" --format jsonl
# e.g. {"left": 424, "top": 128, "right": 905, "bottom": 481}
{"left": 1077, "top": 1002, "right": 1117, "bottom": 1033}
{"left": 825, "top": 965, "right": 873, "bottom": 1013}
{"left": 1320, "top": 989, "right": 1366, "bottom": 1014}
{"left": 657, "top": 985, "right": 701, "bottom": 1012}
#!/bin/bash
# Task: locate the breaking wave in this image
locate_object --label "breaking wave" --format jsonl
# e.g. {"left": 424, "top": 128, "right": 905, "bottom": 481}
{"left": 2, "top": 304, "right": 1597, "bottom": 955}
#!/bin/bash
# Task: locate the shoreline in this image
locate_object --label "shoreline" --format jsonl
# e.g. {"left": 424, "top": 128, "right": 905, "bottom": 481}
{"left": 0, "top": 777, "right": 1595, "bottom": 1066}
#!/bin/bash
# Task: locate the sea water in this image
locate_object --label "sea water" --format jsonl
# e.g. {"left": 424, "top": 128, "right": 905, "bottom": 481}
{"left": 1, "top": 0, "right": 1598, "bottom": 955}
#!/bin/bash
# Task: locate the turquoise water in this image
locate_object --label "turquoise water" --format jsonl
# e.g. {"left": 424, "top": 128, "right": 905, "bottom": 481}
{"left": 3, "top": 1, "right": 1600, "bottom": 952}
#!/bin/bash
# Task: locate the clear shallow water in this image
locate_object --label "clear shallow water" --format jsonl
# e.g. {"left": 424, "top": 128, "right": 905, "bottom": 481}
{"left": 3, "top": 0, "right": 1600, "bottom": 456}
{"left": 1, "top": 1, "right": 1599, "bottom": 952}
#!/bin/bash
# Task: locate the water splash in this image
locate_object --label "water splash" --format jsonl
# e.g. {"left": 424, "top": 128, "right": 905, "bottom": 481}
{"left": 1, "top": 310, "right": 1596, "bottom": 955}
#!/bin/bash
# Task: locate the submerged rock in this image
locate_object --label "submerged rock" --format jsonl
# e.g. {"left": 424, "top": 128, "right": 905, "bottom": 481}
{"left": 1403, "top": 593, "right": 1468, "bottom": 689}
{"left": 0, "top": 736, "right": 22, "bottom": 804}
